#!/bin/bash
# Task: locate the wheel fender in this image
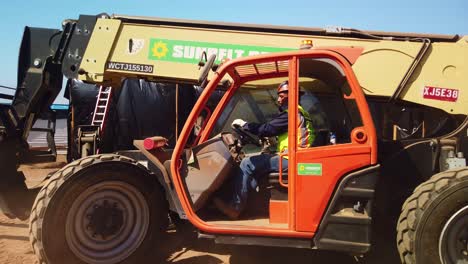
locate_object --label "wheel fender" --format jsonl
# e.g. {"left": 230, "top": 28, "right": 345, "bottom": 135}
{"left": 35, "top": 154, "right": 167, "bottom": 218}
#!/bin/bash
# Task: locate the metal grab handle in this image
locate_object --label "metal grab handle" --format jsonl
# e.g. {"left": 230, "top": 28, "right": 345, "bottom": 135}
{"left": 279, "top": 153, "right": 288, "bottom": 188}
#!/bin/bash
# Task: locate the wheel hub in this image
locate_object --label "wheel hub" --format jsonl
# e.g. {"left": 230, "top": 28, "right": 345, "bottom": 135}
{"left": 87, "top": 200, "right": 124, "bottom": 240}
{"left": 461, "top": 236, "right": 468, "bottom": 257}
{"left": 65, "top": 181, "right": 150, "bottom": 264}
{"left": 439, "top": 205, "right": 468, "bottom": 264}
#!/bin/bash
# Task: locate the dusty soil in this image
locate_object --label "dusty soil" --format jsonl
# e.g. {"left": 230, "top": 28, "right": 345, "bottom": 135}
{"left": 0, "top": 213, "right": 356, "bottom": 264}
{"left": 0, "top": 156, "right": 399, "bottom": 263}
{"left": 0, "top": 215, "right": 36, "bottom": 264}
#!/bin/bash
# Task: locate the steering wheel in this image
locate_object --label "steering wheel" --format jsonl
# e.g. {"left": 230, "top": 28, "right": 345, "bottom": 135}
{"left": 232, "top": 124, "right": 261, "bottom": 147}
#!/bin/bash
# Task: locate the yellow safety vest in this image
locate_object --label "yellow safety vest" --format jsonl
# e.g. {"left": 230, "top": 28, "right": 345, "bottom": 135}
{"left": 277, "top": 105, "right": 315, "bottom": 153}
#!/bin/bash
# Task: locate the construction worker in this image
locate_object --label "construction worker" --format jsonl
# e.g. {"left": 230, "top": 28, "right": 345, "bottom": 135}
{"left": 214, "top": 80, "right": 315, "bottom": 219}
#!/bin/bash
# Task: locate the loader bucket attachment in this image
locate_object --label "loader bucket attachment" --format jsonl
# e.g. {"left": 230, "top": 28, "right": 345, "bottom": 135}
{"left": 0, "top": 26, "right": 64, "bottom": 219}
{"left": 0, "top": 123, "right": 36, "bottom": 220}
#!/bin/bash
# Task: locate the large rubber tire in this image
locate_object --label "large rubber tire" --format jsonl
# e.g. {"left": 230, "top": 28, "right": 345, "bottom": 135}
{"left": 29, "top": 154, "right": 169, "bottom": 264}
{"left": 396, "top": 167, "right": 468, "bottom": 264}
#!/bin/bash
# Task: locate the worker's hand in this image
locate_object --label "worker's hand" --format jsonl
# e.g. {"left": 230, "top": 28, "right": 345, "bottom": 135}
{"left": 231, "top": 119, "right": 247, "bottom": 128}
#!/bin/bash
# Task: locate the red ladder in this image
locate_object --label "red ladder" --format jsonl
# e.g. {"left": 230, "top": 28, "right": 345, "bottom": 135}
{"left": 91, "top": 86, "right": 112, "bottom": 134}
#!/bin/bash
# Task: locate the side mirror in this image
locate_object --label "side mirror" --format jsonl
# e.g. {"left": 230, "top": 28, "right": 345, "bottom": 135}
{"left": 197, "top": 51, "right": 217, "bottom": 88}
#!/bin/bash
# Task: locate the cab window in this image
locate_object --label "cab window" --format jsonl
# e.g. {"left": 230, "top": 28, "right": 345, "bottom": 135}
{"left": 298, "top": 58, "right": 363, "bottom": 145}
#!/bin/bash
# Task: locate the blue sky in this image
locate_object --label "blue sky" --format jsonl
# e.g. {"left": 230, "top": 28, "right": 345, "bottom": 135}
{"left": 0, "top": 0, "right": 467, "bottom": 100}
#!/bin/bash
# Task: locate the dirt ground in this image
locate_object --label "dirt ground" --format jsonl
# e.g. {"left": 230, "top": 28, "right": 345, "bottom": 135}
{"left": 0, "top": 213, "right": 358, "bottom": 264}
{"left": 0, "top": 157, "right": 399, "bottom": 264}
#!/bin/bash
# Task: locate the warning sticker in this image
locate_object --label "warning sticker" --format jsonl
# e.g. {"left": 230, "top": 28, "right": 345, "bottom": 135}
{"left": 298, "top": 163, "right": 322, "bottom": 176}
{"left": 423, "top": 86, "right": 459, "bottom": 102}
{"left": 126, "top": 38, "right": 145, "bottom": 55}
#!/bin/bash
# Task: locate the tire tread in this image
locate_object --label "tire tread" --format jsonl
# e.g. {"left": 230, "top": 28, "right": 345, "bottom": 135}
{"left": 28, "top": 154, "right": 161, "bottom": 264}
{"left": 396, "top": 168, "right": 467, "bottom": 263}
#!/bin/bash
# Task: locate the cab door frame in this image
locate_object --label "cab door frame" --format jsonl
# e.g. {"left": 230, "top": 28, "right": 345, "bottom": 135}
{"left": 170, "top": 48, "right": 376, "bottom": 239}
{"left": 287, "top": 53, "right": 377, "bottom": 232}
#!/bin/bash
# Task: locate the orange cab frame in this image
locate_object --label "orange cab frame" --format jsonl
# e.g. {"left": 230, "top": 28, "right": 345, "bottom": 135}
{"left": 170, "top": 48, "right": 377, "bottom": 241}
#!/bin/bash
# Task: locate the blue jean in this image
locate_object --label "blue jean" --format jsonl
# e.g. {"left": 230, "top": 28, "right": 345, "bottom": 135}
{"left": 231, "top": 153, "right": 288, "bottom": 211}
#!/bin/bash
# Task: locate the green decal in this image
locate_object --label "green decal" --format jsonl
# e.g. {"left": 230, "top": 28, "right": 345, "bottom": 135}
{"left": 148, "top": 38, "right": 293, "bottom": 64}
{"left": 298, "top": 163, "right": 322, "bottom": 176}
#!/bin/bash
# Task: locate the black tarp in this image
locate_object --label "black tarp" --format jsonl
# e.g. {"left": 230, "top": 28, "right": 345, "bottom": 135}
{"left": 67, "top": 78, "right": 225, "bottom": 160}
{"left": 115, "top": 79, "right": 197, "bottom": 149}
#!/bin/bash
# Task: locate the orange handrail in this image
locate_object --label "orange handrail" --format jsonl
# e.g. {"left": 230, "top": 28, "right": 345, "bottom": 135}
{"left": 279, "top": 153, "right": 288, "bottom": 188}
